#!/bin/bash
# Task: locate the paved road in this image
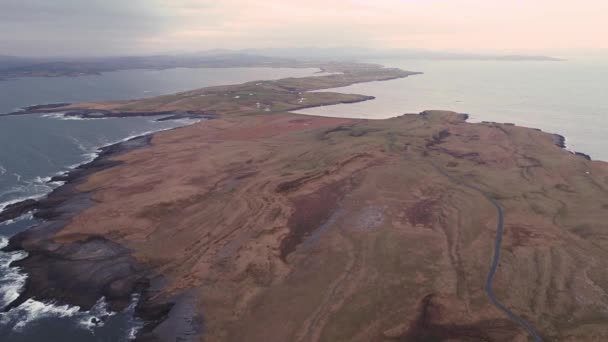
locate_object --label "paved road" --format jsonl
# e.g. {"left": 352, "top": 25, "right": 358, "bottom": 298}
{"left": 434, "top": 164, "right": 544, "bottom": 342}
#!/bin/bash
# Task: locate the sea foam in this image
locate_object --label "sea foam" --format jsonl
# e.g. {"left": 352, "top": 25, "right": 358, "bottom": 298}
{"left": 0, "top": 236, "right": 27, "bottom": 309}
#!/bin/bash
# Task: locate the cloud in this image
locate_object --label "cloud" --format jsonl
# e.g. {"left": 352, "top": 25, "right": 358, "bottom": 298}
{"left": 1, "top": 0, "right": 607, "bottom": 56}
{"left": 0, "top": 0, "right": 169, "bottom": 55}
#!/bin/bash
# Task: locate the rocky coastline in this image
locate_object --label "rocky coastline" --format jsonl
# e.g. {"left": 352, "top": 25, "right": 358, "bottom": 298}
{"left": 0, "top": 133, "right": 191, "bottom": 340}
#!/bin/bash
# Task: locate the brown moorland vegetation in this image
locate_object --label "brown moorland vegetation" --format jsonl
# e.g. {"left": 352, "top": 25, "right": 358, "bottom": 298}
{"left": 5, "top": 64, "right": 608, "bottom": 341}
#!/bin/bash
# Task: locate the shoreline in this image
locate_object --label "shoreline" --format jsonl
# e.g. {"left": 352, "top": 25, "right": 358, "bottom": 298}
{"left": 0, "top": 131, "right": 182, "bottom": 338}
{"left": 0, "top": 114, "right": 210, "bottom": 223}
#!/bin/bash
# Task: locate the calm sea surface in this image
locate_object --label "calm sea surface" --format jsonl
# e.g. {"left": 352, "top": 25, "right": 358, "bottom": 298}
{"left": 0, "top": 66, "right": 323, "bottom": 341}
{"left": 297, "top": 59, "right": 608, "bottom": 160}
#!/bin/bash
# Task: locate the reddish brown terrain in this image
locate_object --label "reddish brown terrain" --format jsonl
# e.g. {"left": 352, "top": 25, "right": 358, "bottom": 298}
{"left": 4, "top": 65, "right": 608, "bottom": 341}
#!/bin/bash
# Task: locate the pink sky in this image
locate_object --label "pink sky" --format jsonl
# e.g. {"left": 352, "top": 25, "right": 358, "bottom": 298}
{"left": 147, "top": 0, "right": 608, "bottom": 52}
{"left": 3, "top": 0, "right": 607, "bottom": 55}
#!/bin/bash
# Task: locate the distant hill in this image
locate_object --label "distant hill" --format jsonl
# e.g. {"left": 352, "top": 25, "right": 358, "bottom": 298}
{"left": 0, "top": 54, "right": 300, "bottom": 80}
{"left": 236, "top": 47, "right": 563, "bottom": 61}
{"left": 0, "top": 48, "right": 562, "bottom": 80}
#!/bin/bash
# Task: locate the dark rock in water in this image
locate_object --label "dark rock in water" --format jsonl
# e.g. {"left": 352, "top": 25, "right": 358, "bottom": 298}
{"left": 4, "top": 234, "right": 147, "bottom": 313}
{"left": 155, "top": 111, "right": 216, "bottom": 122}
{"left": 575, "top": 151, "right": 592, "bottom": 160}
{"left": 0, "top": 199, "right": 37, "bottom": 223}
{"left": 553, "top": 134, "right": 566, "bottom": 148}
{"left": 136, "top": 291, "right": 201, "bottom": 342}
{"left": 23, "top": 103, "right": 72, "bottom": 111}
{"left": 135, "top": 301, "right": 175, "bottom": 337}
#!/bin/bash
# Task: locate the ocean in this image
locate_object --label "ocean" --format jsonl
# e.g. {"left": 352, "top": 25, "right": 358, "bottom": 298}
{"left": 0, "top": 66, "right": 324, "bottom": 341}
{"left": 296, "top": 58, "right": 608, "bottom": 161}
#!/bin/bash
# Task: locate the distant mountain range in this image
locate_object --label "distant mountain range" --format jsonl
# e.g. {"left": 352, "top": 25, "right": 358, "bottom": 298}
{"left": 0, "top": 49, "right": 561, "bottom": 80}
{"left": 231, "top": 47, "right": 563, "bottom": 61}
{"left": 0, "top": 54, "right": 300, "bottom": 80}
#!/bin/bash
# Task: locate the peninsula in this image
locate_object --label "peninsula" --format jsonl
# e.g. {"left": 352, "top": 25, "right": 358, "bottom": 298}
{"left": 2, "top": 63, "right": 608, "bottom": 342}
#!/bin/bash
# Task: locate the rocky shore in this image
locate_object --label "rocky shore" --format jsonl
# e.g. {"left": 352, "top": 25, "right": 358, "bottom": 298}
{"left": 1, "top": 135, "right": 152, "bottom": 223}
{"left": 0, "top": 134, "right": 187, "bottom": 339}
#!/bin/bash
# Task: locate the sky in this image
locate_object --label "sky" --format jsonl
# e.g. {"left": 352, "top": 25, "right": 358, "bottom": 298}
{"left": 2, "top": 0, "right": 608, "bottom": 57}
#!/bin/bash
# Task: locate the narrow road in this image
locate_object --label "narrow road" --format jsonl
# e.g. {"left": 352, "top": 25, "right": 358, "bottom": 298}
{"left": 433, "top": 164, "right": 543, "bottom": 342}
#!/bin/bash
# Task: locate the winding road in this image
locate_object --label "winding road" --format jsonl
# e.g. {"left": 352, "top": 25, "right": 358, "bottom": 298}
{"left": 433, "top": 164, "right": 544, "bottom": 342}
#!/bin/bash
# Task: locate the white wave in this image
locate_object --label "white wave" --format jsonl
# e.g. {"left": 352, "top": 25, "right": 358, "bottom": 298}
{"left": 122, "top": 294, "right": 144, "bottom": 341}
{"left": 40, "top": 112, "right": 106, "bottom": 121}
{"left": 69, "top": 136, "right": 90, "bottom": 153}
{"left": 64, "top": 129, "right": 161, "bottom": 171}
{"left": 77, "top": 297, "right": 116, "bottom": 331}
{"left": 59, "top": 116, "right": 87, "bottom": 121}
{"left": 0, "top": 236, "right": 28, "bottom": 309}
{"left": 81, "top": 152, "right": 100, "bottom": 164}
{"left": 41, "top": 113, "right": 100, "bottom": 121}
{"left": 40, "top": 113, "right": 66, "bottom": 119}
{"left": 0, "top": 180, "right": 57, "bottom": 214}
{"left": 12, "top": 173, "right": 21, "bottom": 182}
{"left": 0, "top": 212, "right": 34, "bottom": 227}
{"left": 0, "top": 186, "right": 25, "bottom": 199}
{"left": 54, "top": 170, "right": 69, "bottom": 177}
{"left": 0, "top": 299, "right": 81, "bottom": 331}
{"left": 0, "top": 193, "right": 45, "bottom": 213}
{"left": 33, "top": 176, "right": 52, "bottom": 184}
{"left": 0, "top": 165, "right": 6, "bottom": 176}
{"left": 2, "top": 236, "right": 9, "bottom": 248}
{"left": 0, "top": 291, "right": 143, "bottom": 340}
{"left": 0, "top": 175, "right": 65, "bottom": 215}
{"left": 0, "top": 238, "right": 125, "bottom": 334}
{"left": 59, "top": 116, "right": 107, "bottom": 121}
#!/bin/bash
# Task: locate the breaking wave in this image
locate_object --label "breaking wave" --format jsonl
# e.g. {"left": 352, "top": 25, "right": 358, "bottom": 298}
{"left": 0, "top": 235, "right": 143, "bottom": 340}
{"left": 41, "top": 112, "right": 109, "bottom": 121}
{"left": 0, "top": 287, "right": 142, "bottom": 340}
{"left": 0, "top": 236, "right": 27, "bottom": 309}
